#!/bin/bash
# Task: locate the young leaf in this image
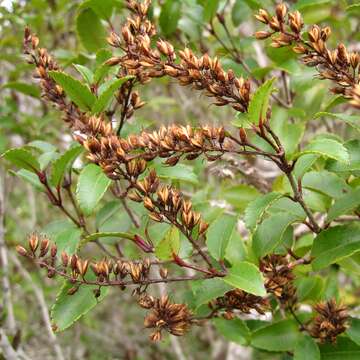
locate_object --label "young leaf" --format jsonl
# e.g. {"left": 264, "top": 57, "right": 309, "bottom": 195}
{"left": 51, "top": 274, "right": 108, "bottom": 332}
{"left": 155, "top": 226, "right": 180, "bottom": 260}
{"left": 311, "top": 223, "right": 360, "bottom": 271}
{"left": 326, "top": 187, "right": 360, "bottom": 222}
{"left": 2, "top": 147, "right": 40, "bottom": 173}
{"left": 213, "top": 318, "right": 251, "bottom": 345}
{"left": 224, "top": 261, "right": 266, "bottom": 296}
{"left": 295, "top": 138, "right": 349, "bottom": 164}
{"left": 49, "top": 71, "right": 96, "bottom": 111}
{"left": 81, "top": 231, "right": 135, "bottom": 247}
{"left": 251, "top": 319, "right": 300, "bottom": 352}
{"left": 159, "top": 0, "right": 182, "bottom": 36}
{"left": 73, "top": 64, "right": 94, "bottom": 84}
{"left": 314, "top": 112, "right": 360, "bottom": 133}
{"left": 244, "top": 192, "right": 283, "bottom": 231}
{"left": 2, "top": 82, "right": 40, "bottom": 98}
{"left": 319, "top": 337, "right": 360, "bottom": 359}
{"left": 200, "top": 0, "right": 220, "bottom": 21}
{"left": 76, "top": 8, "right": 107, "bottom": 53}
{"left": 252, "top": 212, "right": 301, "bottom": 258}
{"left": 302, "top": 170, "right": 351, "bottom": 199}
{"left": 206, "top": 214, "right": 237, "bottom": 260}
{"left": 50, "top": 145, "right": 83, "bottom": 187}
{"left": 76, "top": 164, "right": 112, "bottom": 216}
{"left": 222, "top": 184, "right": 260, "bottom": 212}
{"left": 294, "top": 334, "right": 320, "bottom": 360}
{"left": 192, "top": 278, "right": 232, "bottom": 309}
{"left": 247, "top": 78, "right": 276, "bottom": 124}
{"left": 347, "top": 318, "right": 360, "bottom": 346}
{"left": 13, "top": 169, "right": 44, "bottom": 192}
{"left": 92, "top": 76, "right": 133, "bottom": 114}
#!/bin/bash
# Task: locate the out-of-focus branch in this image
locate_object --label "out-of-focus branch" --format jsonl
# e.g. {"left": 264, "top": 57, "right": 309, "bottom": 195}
{"left": 0, "top": 171, "right": 16, "bottom": 335}
{"left": 10, "top": 253, "right": 65, "bottom": 360}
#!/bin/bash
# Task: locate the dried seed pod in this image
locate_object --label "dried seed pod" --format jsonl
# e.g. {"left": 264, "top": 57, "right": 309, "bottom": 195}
{"left": 159, "top": 267, "right": 168, "bottom": 279}
{"left": 39, "top": 237, "right": 50, "bottom": 257}
{"left": 28, "top": 233, "right": 39, "bottom": 253}
{"left": 16, "top": 245, "right": 28, "bottom": 257}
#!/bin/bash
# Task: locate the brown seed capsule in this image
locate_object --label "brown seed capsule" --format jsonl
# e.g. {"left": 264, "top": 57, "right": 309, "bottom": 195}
{"left": 40, "top": 237, "right": 50, "bottom": 257}
{"left": 67, "top": 287, "right": 79, "bottom": 296}
{"left": 159, "top": 267, "right": 168, "bottom": 279}
{"left": 239, "top": 127, "right": 247, "bottom": 143}
{"left": 50, "top": 244, "right": 57, "bottom": 258}
{"left": 61, "top": 251, "right": 69, "bottom": 267}
{"left": 16, "top": 245, "right": 28, "bottom": 257}
{"left": 254, "top": 31, "right": 272, "bottom": 40}
{"left": 143, "top": 196, "right": 155, "bottom": 211}
{"left": 28, "top": 233, "right": 39, "bottom": 253}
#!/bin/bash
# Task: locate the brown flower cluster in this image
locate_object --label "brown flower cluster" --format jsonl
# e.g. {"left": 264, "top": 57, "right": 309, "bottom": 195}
{"left": 16, "top": 233, "right": 153, "bottom": 291}
{"left": 83, "top": 123, "right": 231, "bottom": 180}
{"left": 24, "top": 28, "right": 92, "bottom": 132}
{"left": 212, "top": 289, "right": 269, "bottom": 318}
{"left": 255, "top": 4, "right": 360, "bottom": 108}
{"left": 107, "top": 0, "right": 251, "bottom": 112}
{"left": 259, "top": 254, "right": 296, "bottom": 306}
{"left": 144, "top": 295, "right": 193, "bottom": 341}
{"left": 129, "top": 170, "right": 209, "bottom": 239}
{"left": 310, "top": 299, "right": 348, "bottom": 343}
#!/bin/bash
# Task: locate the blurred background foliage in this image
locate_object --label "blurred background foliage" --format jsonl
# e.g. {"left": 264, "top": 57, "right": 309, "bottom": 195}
{"left": 1, "top": 0, "right": 360, "bottom": 359}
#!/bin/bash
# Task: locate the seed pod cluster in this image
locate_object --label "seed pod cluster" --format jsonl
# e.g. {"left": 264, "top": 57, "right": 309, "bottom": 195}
{"left": 143, "top": 295, "right": 193, "bottom": 341}
{"left": 108, "top": 0, "right": 251, "bottom": 112}
{"left": 17, "top": 235, "right": 153, "bottom": 288}
{"left": 259, "top": 254, "right": 296, "bottom": 306}
{"left": 310, "top": 299, "right": 348, "bottom": 343}
{"left": 259, "top": 254, "right": 297, "bottom": 306}
{"left": 255, "top": 5, "right": 360, "bottom": 108}
{"left": 212, "top": 289, "right": 269, "bottom": 317}
{"left": 130, "top": 170, "right": 209, "bottom": 235}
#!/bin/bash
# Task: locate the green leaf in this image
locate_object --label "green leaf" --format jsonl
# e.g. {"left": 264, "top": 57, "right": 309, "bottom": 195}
{"left": 200, "top": 0, "right": 220, "bottom": 21}
{"left": 28, "top": 140, "right": 57, "bottom": 153}
{"left": 43, "top": 220, "right": 82, "bottom": 255}
{"left": 252, "top": 212, "right": 301, "bottom": 258}
{"left": 327, "top": 188, "right": 360, "bottom": 223}
{"left": 213, "top": 318, "right": 251, "bottom": 345}
{"left": 222, "top": 184, "right": 260, "bottom": 212}
{"left": 2, "top": 82, "right": 40, "bottom": 98}
{"left": 73, "top": 64, "right": 94, "bottom": 84}
{"left": 294, "top": 334, "right": 320, "bottom": 360}
{"left": 13, "top": 169, "right": 44, "bottom": 192}
{"left": 327, "top": 140, "right": 360, "bottom": 173}
{"left": 347, "top": 318, "right": 360, "bottom": 346}
{"left": 206, "top": 214, "right": 237, "bottom": 260}
{"left": 76, "top": 164, "right": 112, "bottom": 216}
{"left": 2, "top": 148, "right": 40, "bottom": 173}
{"left": 155, "top": 226, "right": 180, "bottom": 260}
{"left": 153, "top": 163, "right": 198, "bottom": 184}
{"left": 294, "top": 154, "right": 319, "bottom": 179}
{"left": 51, "top": 274, "right": 108, "bottom": 332}
{"left": 159, "top": 0, "right": 182, "bottom": 36}
{"left": 244, "top": 192, "right": 283, "bottom": 231}
{"left": 50, "top": 145, "right": 83, "bottom": 187}
{"left": 192, "top": 278, "right": 232, "bottom": 309}
{"left": 224, "top": 261, "right": 266, "bottom": 296}
{"left": 295, "top": 138, "right": 349, "bottom": 164}
{"left": 225, "top": 228, "right": 247, "bottom": 264}
{"left": 314, "top": 112, "right": 360, "bottom": 133}
{"left": 247, "top": 78, "right": 276, "bottom": 124}
{"left": 302, "top": 171, "right": 351, "bottom": 199}
{"left": 92, "top": 77, "right": 133, "bottom": 114}
{"left": 49, "top": 71, "right": 96, "bottom": 111}
{"left": 76, "top": 8, "right": 107, "bottom": 53}
{"left": 319, "top": 337, "right": 360, "bottom": 360}
{"left": 311, "top": 223, "right": 360, "bottom": 271}
{"left": 81, "top": 231, "right": 134, "bottom": 246}
{"left": 251, "top": 319, "right": 300, "bottom": 352}
{"left": 295, "top": 276, "right": 323, "bottom": 302}
{"left": 80, "top": 0, "right": 115, "bottom": 20}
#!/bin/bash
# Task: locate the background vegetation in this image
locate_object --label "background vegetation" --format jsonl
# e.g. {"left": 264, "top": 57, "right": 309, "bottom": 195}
{"left": 1, "top": 0, "right": 360, "bottom": 359}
